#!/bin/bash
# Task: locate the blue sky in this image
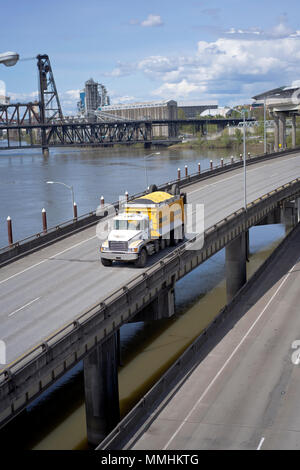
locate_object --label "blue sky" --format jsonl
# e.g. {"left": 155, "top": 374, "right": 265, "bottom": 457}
{"left": 1, "top": 0, "right": 300, "bottom": 113}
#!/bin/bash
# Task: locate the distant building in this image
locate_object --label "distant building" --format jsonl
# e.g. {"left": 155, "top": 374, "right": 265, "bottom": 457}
{"left": 77, "top": 79, "right": 110, "bottom": 118}
{"left": 177, "top": 100, "right": 218, "bottom": 118}
{"left": 200, "top": 107, "right": 232, "bottom": 118}
{"left": 0, "top": 95, "right": 10, "bottom": 105}
{"left": 97, "top": 100, "right": 178, "bottom": 137}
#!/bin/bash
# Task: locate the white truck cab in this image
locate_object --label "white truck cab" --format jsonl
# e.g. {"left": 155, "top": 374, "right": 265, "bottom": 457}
{"left": 100, "top": 213, "right": 150, "bottom": 265}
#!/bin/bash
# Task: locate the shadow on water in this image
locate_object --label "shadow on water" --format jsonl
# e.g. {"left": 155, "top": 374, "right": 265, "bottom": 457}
{"left": 0, "top": 224, "right": 286, "bottom": 450}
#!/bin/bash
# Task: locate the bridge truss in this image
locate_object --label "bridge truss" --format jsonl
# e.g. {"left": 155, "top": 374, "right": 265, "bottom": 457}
{"left": 0, "top": 120, "right": 155, "bottom": 149}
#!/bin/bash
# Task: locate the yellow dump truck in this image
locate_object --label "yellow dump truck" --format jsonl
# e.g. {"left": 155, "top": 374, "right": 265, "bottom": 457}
{"left": 100, "top": 185, "right": 186, "bottom": 267}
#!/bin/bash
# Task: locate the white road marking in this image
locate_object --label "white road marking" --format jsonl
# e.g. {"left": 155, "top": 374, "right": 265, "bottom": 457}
{"left": 0, "top": 235, "right": 96, "bottom": 286}
{"left": 163, "top": 258, "right": 299, "bottom": 449}
{"left": 8, "top": 297, "right": 41, "bottom": 317}
{"left": 257, "top": 437, "right": 265, "bottom": 450}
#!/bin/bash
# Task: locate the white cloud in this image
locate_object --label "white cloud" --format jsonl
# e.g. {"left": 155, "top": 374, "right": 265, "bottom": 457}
{"left": 153, "top": 79, "right": 202, "bottom": 98}
{"left": 63, "top": 89, "right": 80, "bottom": 100}
{"left": 7, "top": 90, "right": 39, "bottom": 102}
{"left": 0, "top": 80, "right": 6, "bottom": 95}
{"left": 225, "top": 27, "right": 262, "bottom": 36}
{"left": 131, "top": 14, "right": 163, "bottom": 28}
{"left": 135, "top": 34, "right": 300, "bottom": 103}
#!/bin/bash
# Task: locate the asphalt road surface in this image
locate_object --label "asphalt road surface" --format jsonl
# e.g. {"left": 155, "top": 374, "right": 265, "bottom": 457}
{"left": 0, "top": 153, "right": 300, "bottom": 365}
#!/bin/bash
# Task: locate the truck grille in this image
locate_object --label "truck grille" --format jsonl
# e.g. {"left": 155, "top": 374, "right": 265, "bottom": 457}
{"left": 109, "top": 241, "right": 128, "bottom": 252}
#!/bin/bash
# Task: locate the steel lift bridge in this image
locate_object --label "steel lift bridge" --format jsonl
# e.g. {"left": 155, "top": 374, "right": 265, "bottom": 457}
{"left": 0, "top": 55, "right": 160, "bottom": 154}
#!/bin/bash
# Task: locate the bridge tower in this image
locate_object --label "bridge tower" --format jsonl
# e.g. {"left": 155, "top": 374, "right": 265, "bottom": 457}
{"left": 37, "top": 54, "right": 63, "bottom": 156}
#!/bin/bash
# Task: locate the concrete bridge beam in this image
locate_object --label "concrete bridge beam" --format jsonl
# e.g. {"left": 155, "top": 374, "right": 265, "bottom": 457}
{"left": 132, "top": 285, "right": 175, "bottom": 322}
{"left": 278, "top": 113, "right": 287, "bottom": 150}
{"left": 280, "top": 201, "right": 297, "bottom": 231}
{"left": 273, "top": 114, "right": 279, "bottom": 152}
{"left": 226, "top": 232, "right": 247, "bottom": 303}
{"left": 83, "top": 332, "right": 120, "bottom": 448}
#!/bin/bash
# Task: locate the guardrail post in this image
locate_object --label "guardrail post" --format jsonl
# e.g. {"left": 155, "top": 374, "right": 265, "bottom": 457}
{"left": 100, "top": 196, "right": 105, "bottom": 207}
{"left": 125, "top": 191, "right": 129, "bottom": 202}
{"left": 177, "top": 168, "right": 181, "bottom": 180}
{"left": 248, "top": 152, "right": 251, "bottom": 159}
{"left": 198, "top": 162, "right": 201, "bottom": 174}
{"left": 7, "top": 216, "right": 13, "bottom": 246}
{"left": 221, "top": 158, "right": 224, "bottom": 167}
{"left": 42, "top": 208, "right": 47, "bottom": 233}
{"left": 73, "top": 202, "right": 78, "bottom": 220}
{"left": 210, "top": 160, "right": 213, "bottom": 170}
{"left": 185, "top": 165, "right": 188, "bottom": 177}
{"left": 240, "top": 153, "right": 243, "bottom": 161}
{"left": 231, "top": 156, "right": 234, "bottom": 165}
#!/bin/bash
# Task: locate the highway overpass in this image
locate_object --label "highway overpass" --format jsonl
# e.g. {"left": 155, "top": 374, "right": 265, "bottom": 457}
{"left": 102, "top": 223, "right": 300, "bottom": 450}
{"left": 0, "top": 149, "right": 300, "bottom": 446}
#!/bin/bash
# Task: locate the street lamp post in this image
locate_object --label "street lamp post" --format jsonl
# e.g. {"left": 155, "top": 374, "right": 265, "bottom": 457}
{"left": 264, "top": 97, "right": 267, "bottom": 154}
{"left": 0, "top": 51, "right": 19, "bottom": 67}
{"left": 46, "top": 181, "right": 76, "bottom": 217}
{"left": 232, "top": 108, "right": 247, "bottom": 210}
{"left": 242, "top": 110, "right": 247, "bottom": 211}
{"left": 144, "top": 152, "right": 160, "bottom": 188}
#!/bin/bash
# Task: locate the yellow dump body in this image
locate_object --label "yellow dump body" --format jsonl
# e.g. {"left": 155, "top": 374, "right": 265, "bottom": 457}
{"left": 125, "top": 191, "right": 184, "bottom": 238}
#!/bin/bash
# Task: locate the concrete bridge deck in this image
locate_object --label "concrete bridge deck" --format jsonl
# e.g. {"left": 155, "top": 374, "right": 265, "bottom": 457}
{"left": 1, "top": 151, "right": 300, "bottom": 366}
{"left": 126, "top": 223, "right": 300, "bottom": 451}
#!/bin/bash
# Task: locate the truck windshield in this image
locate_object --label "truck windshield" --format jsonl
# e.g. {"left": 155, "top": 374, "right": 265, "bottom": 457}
{"left": 114, "top": 220, "right": 141, "bottom": 230}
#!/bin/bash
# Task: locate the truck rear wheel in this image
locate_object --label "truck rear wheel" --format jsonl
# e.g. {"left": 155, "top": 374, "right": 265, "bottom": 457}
{"left": 135, "top": 248, "right": 148, "bottom": 268}
{"left": 101, "top": 258, "right": 113, "bottom": 267}
{"left": 148, "top": 184, "right": 158, "bottom": 193}
{"left": 160, "top": 238, "right": 166, "bottom": 250}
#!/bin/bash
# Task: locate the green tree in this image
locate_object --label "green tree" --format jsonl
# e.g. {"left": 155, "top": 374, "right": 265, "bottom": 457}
{"left": 235, "top": 128, "right": 243, "bottom": 146}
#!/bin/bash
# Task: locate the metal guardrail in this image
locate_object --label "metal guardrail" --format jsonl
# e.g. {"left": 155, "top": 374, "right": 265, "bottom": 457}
{"left": 1, "top": 176, "right": 300, "bottom": 382}
{"left": 0, "top": 145, "right": 299, "bottom": 256}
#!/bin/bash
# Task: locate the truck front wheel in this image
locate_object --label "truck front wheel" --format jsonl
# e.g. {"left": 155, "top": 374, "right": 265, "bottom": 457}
{"left": 135, "top": 248, "right": 148, "bottom": 268}
{"left": 101, "top": 258, "right": 113, "bottom": 267}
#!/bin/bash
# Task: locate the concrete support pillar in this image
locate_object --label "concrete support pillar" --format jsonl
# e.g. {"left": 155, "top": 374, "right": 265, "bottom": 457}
{"left": 280, "top": 201, "right": 297, "bottom": 232}
{"left": 278, "top": 113, "right": 286, "bottom": 150}
{"left": 226, "top": 232, "right": 247, "bottom": 303}
{"left": 132, "top": 286, "right": 175, "bottom": 322}
{"left": 297, "top": 198, "right": 300, "bottom": 224}
{"left": 273, "top": 114, "right": 279, "bottom": 152}
{"left": 84, "top": 333, "right": 120, "bottom": 448}
{"left": 291, "top": 114, "right": 297, "bottom": 149}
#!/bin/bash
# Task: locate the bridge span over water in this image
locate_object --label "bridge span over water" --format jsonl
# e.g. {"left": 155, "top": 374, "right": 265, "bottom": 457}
{"left": 0, "top": 148, "right": 300, "bottom": 447}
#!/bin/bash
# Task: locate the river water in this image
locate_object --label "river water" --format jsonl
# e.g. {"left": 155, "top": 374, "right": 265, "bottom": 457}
{"left": 0, "top": 145, "right": 287, "bottom": 449}
{"left": 0, "top": 145, "right": 235, "bottom": 247}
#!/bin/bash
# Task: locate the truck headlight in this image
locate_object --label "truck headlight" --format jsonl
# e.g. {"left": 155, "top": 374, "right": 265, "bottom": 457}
{"left": 128, "top": 247, "right": 139, "bottom": 253}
